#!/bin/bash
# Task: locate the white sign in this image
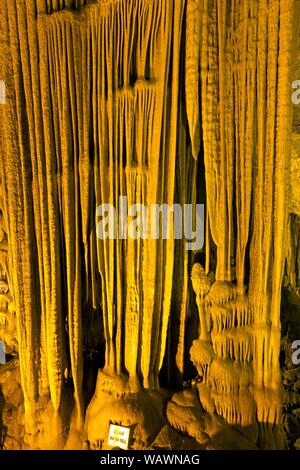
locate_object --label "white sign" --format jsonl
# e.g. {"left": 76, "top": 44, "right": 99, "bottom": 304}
{"left": 0, "top": 340, "right": 5, "bottom": 365}
{"left": 108, "top": 424, "right": 130, "bottom": 450}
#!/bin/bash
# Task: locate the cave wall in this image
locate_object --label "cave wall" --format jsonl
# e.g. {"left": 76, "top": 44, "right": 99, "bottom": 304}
{"left": 0, "top": 0, "right": 299, "bottom": 450}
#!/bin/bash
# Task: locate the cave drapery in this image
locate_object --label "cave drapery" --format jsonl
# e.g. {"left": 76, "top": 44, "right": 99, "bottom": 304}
{"left": 0, "top": 0, "right": 299, "bottom": 450}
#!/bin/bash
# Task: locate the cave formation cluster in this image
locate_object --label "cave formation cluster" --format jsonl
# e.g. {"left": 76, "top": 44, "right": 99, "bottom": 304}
{"left": 0, "top": 0, "right": 300, "bottom": 450}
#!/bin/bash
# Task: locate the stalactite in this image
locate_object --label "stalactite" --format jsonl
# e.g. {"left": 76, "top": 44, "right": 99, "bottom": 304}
{"left": 269, "top": 0, "right": 295, "bottom": 392}
{"left": 234, "top": 0, "right": 257, "bottom": 288}
{"left": 191, "top": 0, "right": 296, "bottom": 431}
{"left": 212, "top": 389, "right": 256, "bottom": 427}
{"left": 200, "top": 0, "right": 238, "bottom": 283}
{"left": 185, "top": 0, "right": 201, "bottom": 159}
{"left": 286, "top": 215, "right": 300, "bottom": 291}
{"left": 1, "top": 0, "right": 41, "bottom": 428}
{"left": 172, "top": 107, "right": 197, "bottom": 385}
{"left": 38, "top": 12, "right": 76, "bottom": 417}
{"left": 209, "top": 359, "right": 252, "bottom": 394}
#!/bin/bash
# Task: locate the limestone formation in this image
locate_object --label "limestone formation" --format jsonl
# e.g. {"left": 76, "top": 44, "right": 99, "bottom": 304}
{"left": 0, "top": 0, "right": 299, "bottom": 450}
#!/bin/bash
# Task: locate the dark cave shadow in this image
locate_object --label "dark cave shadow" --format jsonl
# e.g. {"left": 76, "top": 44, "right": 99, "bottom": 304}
{"left": 0, "top": 386, "right": 7, "bottom": 450}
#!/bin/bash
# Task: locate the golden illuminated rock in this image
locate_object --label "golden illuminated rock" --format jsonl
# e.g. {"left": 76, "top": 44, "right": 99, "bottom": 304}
{"left": 0, "top": 0, "right": 299, "bottom": 451}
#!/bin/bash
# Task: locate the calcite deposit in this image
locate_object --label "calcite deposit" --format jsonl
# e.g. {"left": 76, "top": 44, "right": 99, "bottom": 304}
{"left": 0, "top": 0, "right": 300, "bottom": 450}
